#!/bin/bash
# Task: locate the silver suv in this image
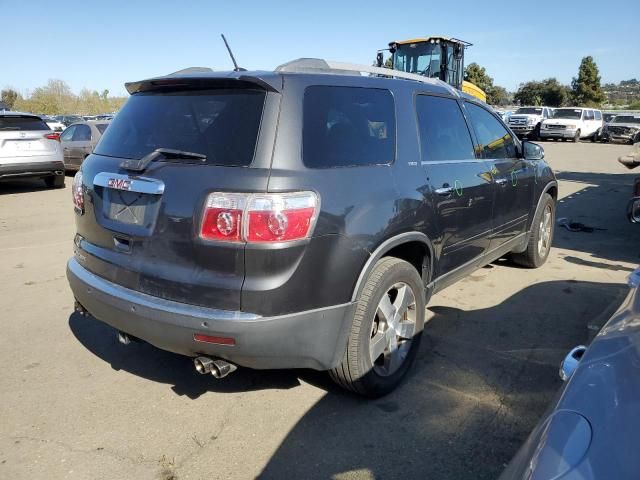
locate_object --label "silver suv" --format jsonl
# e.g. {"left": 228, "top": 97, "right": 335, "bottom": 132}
{"left": 0, "top": 112, "right": 65, "bottom": 188}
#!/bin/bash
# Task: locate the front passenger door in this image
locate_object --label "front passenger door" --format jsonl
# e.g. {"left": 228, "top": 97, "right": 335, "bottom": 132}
{"left": 415, "top": 94, "right": 494, "bottom": 279}
{"left": 464, "top": 102, "right": 535, "bottom": 249}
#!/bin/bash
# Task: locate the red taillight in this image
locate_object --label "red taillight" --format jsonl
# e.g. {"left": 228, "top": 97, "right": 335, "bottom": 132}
{"left": 72, "top": 171, "right": 84, "bottom": 214}
{"left": 199, "top": 192, "right": 319, "bottom": 243}
{"left": 199, "top": 194, "right": 246, "bottom": 242}
{"left": 193, "top": 333, "right": 236, "bottom": 346}
{"left": 44, "top": 132, "right": 60, "bottom": 141}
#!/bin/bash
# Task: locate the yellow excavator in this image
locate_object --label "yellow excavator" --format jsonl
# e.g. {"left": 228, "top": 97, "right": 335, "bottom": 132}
{"left": 377, "top": 36, "right": 486, "bottom": 102}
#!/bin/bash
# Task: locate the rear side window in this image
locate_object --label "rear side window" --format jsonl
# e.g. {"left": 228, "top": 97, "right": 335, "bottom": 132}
{"left": 0, "top": 116, "right": 50, "bottom": 131}
{"left": 415, "top": 95, "right": 475, "bottom": 161}
{"left": 594, "top": 111, "right": 602, "bottom": 120}
{"left": 94, "top": 89, "right": 266, "bottom": 167}
{"left": 303, "top": 86, "right": 395, "bottom": 168}
{"left": 73, "top": 124, "right": 91, "bottom": 141}
{"left": 465, "top": 103, "right": 517, "bottom": 159}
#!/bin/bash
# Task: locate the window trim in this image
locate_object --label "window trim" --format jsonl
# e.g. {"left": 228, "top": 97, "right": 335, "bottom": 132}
{"left": 301, "top": 85, "right": 397, "bottom": 169}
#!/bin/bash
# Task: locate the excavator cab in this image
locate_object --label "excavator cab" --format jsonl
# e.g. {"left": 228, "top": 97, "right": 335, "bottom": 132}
{"left": 378, "top": 36, "right": 486, "bottom": 102}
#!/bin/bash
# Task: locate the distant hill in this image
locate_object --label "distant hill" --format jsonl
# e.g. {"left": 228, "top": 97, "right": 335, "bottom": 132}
{"left": 603, "top": 79, "right": 640, "bottom": 108}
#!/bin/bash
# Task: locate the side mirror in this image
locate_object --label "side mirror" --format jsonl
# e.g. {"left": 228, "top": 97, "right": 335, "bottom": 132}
{"left": 376, "top": 52, "right": 384, "bottom": 68}
{"left": 522, "top": 141, "right": 544, "bottom": 160}
{"left": 559, "top": 345, "right": 586, "bottom": 381}
{"left": 627, "top": 197, "right": 640, "bottom": 223}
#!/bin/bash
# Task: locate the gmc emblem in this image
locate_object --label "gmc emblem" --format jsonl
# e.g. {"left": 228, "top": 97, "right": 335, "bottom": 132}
{"left": 107, "top": 178, "right": 131, "bottom": 191}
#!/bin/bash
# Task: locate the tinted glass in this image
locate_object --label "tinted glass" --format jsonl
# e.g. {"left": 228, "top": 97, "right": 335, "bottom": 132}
{"left": 465, "top": 103, "right": 517, "bottom": 159}
{"left": 94, "top": 89, "right": 266, "bottom": 166}
{"left": 60, "top": 126, "right": 75, "bottom": 141}
{"left": 594, "top": 111, "right": 602, "bottom": 120}
{"left": 303, "top": 86, "right": 395, "bottom": 168}
{"left": 73, "top": 124, "right": 91, "bottom": 141}
{"left": 0, "top": 116, "right": 50, "bottom": 131}
{"left": 416, "top": 95, "right": 474, "bottom": 161}
{"left": 585, "top": 110, "right": 594, "bottom": 120}
{"left": 554, "top": 109, "right": 583, "bottom": 120}
{"left": 95, "top": 123, "right": 109, "bottom": 134}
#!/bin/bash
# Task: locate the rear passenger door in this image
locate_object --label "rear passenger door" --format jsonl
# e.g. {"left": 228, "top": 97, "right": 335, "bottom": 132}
{"left": 464, "top": 101, "right": 534, "bottom": 248}
{"left": 415, "top": 94, "right": 494, "bottom": 278}
{"left": 68, "top": 124, "right": 92, "bottom": 167}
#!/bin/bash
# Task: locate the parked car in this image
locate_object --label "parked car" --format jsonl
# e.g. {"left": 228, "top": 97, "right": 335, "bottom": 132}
{"left": 507, "top": 106, "right": 553, "bottom": 140}
{"left": 39, "top": 115, "right": 65, "bottom": 132}
{"left": 59, "top": 121, "right": 109, "bottom": 171}
{"left": 540, "top": 107, "right": 603, "bottom": 142}
{"left": 0, "top": 111, "right": 65, "bottom": 188}
{"left": 500, "top": 264, "right": 640, "bottom": 480}
{"left": 602, "top": 114, "right": 640, "bottom": 144}
{"left": 66, "top": 59, "right": 558, "bottom": 397}
{"left": 55, "top": 115, "right": 84, "bottom": 127}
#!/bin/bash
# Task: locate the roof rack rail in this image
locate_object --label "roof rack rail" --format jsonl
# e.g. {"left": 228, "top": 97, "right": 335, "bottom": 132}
{"left": 275, "top": 58, "right": 459, "bottom": 96}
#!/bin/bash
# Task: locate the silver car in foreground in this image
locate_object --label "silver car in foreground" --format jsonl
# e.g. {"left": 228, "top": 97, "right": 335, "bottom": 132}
{"left": 0, "top": 112, "right": 65, "bottom": 188}
{"left": 500, "top": 266, "right": 640, "bottom": 479}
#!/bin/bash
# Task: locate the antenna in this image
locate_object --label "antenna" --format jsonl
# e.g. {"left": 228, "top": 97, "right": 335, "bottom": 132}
{"left": 221, "top": 34, "right": 246, "bottom": 72}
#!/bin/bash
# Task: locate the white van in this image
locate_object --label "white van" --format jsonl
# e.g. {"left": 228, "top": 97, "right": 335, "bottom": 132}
{"left": 540, "top": 108, "right": 603, "bottom": 142}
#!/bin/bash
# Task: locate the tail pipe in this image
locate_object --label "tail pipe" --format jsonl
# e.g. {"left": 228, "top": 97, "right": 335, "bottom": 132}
{"left": 194, "top": 356, "right": 237, "bottom": 378}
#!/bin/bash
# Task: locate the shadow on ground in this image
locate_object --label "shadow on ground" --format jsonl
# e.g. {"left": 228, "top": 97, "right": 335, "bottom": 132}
{"left": 69, "top": 279, "right": 626, "bottom": 479}
{"left": 553, "top": 170, "right": 639, "bottom": 265}
{"left": 0, "top": 178, "right": 54, "bottom": 195}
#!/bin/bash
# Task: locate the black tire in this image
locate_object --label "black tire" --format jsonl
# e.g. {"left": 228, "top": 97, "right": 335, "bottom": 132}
{"left": 531, "top": 124, "right": 541, "bottom": 141}
{"left": 330, "top": 257, "right": 426, "bottom": 397}
{"left": 511, "top": 193, "right": 555, "bottom": 268}
{"left": 45, "top": 174, "right": 65, "bottom": 189}
{"left": 572, "top": 129, "right": 581, "bottom": 143}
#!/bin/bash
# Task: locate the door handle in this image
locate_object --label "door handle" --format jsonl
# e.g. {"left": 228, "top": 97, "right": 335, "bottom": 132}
{"left": 495, "top": 178, "right": 508, "bottom": 186}
{"left": 435, "top": 185, "right": 453, "bottom": 196}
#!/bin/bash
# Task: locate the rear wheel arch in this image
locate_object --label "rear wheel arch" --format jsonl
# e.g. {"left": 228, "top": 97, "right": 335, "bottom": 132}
{"left": 351, "top": 232, "right": 434, "bottom": 303}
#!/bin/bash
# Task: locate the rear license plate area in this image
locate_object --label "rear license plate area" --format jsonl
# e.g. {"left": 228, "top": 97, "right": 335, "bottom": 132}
{"left": 93, "top": 172, "right": 164, "bottom": 236}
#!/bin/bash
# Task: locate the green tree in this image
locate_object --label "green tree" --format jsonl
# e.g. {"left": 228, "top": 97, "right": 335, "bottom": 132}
{"left": 571, "top": 56, "right": 606, "bottom": 107}
{"left": 1, "top": 88, "right": 19, "bottom": 109}
{"left": 464, "top": 63, "right": 494, "bottom": 93}
{"left": 384, "top": 56, "right": 393, "bottom": 69}
{"left": 514, "top": 81, "right": 543, "bottom": 106}
{"left": 486, "top": 85, "right": 509, "bottom": 106}
{"left": 513, "top": 78, "right": 570, "bottom": 107}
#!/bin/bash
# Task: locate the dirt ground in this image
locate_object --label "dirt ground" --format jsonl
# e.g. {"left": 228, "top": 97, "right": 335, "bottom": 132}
{"left": 0, "top": 141, "right": 637, "bottom": 480}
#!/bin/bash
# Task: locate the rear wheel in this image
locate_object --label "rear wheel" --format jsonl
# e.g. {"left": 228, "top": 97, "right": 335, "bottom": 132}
{"left": 330, "top": 257, "right": 425, "bottom": 397}
{"left": 45, "top": 175, "right": 65, "bottom": 189}
{"left": 572, "top": 129, "right": 581, "bottom": 143}
{"left": 511, "top": 193, "right": 555, "bottom": 268}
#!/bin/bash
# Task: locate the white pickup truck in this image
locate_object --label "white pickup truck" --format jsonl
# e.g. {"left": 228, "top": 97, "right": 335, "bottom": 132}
{"left": 540, "top": 108, "right": 603, "bottom": 142}
{"left": 507, "top": 106, "right": 553, "bottom": 140}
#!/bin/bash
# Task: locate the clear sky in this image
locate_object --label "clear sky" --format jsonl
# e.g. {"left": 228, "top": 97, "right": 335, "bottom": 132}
{"left": 2, "top": 0, "right": 638, "bottom": 97}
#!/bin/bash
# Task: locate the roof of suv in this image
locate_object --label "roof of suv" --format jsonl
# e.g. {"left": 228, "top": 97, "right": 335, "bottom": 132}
{"left": 0, "top": 111, "right": 41, "bottom": 118}
{"left": 124, "top": 58, "right": 462, "bottom": 99}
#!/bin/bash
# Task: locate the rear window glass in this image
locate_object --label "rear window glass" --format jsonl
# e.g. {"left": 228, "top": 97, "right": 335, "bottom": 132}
{"left": 96, "top": 123, "right": 109, "bottom": 134}
{"left": 94, "top": 89, "right": 266, "bottom": 167}
{"left": 0, "top": 116, "right": 50, "bottom": 131}
{"left": 303, "top": 86, "right": 395, "bottom": 168}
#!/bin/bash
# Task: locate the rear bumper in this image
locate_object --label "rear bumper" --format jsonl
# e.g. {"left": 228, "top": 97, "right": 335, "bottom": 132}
{"left": 67, "top": 258, "right": 356, "bottom": 370}
{"left": 0, "top": 160, "right": 65, "bottom": 179}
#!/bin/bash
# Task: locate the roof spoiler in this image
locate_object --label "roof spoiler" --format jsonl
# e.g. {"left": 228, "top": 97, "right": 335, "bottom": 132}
{"left": 125, "top": 70, "right": 280, "bottom": 95}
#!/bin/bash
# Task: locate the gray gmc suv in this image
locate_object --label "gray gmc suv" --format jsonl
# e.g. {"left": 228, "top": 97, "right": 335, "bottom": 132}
{"left": 67, "top": 60, "right": 558, "bottom": 397}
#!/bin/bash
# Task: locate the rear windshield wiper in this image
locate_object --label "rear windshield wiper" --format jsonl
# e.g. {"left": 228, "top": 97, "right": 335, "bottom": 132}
{"left": 121, "top": 148, "right": 207, "bottom": 172}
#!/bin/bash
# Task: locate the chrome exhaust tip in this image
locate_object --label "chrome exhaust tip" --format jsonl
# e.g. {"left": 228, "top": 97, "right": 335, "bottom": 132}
{"left": 194, "top": 356, "right": 215, "bottom": 374}
{"left": 193, "top": 356, "right": 237, "bottom": 378}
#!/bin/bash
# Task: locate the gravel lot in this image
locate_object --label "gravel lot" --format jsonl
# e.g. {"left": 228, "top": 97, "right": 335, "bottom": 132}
{"left": 0, "top": 142, "right": 637, "bottom": 480}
